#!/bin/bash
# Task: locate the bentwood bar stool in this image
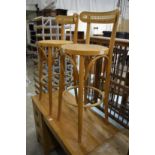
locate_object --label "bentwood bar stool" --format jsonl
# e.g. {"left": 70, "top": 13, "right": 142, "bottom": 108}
{"left": 37, "top": 14, "right": 79, "bottom": 116}
{"left": 58, "top": 9, "right": 120, "bottom": 143}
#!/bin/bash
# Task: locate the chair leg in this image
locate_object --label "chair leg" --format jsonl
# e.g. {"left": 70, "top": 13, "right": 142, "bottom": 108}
{"left": 93, "top": 59, "right": 102, "bottom": 103}
{"left": 72, "top": 55, "right": 78, "bottom": 103}
{"left": 39, "top": 49, "right": 43, "bottom": 100}
{"left": 48, "top": 47, "right": 53, "bottom": 116}
{"left": 57, "top": 54, "right": 65, "bottom": 120}
{"left": 103, "top": 59, "right": 111, "bottom": 122}
{"left": 84, "top": 57, "right": 89, "bottom": 106}
{"left": 78, "top": 56, "right": 85, "bottom": 143}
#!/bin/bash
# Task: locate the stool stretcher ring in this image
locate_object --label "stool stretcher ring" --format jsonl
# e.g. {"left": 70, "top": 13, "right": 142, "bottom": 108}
{"left": 63, "top": 85, "right": 104, "bottom": 108}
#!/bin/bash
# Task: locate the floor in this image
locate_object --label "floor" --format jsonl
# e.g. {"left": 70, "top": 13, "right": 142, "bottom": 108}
{"left": 26, "top": 57, "right": 65, "bottom": 155}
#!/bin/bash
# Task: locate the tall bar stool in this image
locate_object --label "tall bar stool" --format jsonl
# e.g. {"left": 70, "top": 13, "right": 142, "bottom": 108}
{"left": 58, "top": 9, "right": 120, "bottom": 143}
{"left": 37, "top": 13, "right": 79, "bottom": 117}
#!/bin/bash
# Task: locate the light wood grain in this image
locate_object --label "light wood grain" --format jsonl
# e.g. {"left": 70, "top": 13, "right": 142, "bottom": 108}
{"left": 37, "top": 14, "right": 79, "bottom": 117}
{"left": 58, "top": 9, "right": 120, "bottom": 144}
{"left": 32, "top": 91, "right": 128, "bottom": 155}
{"left": 48, "top": 47, "right": 52, "bottom": 116}
{"left": 56, "top": 13, "right": 79, "bottom": 43}
{"left": 37, "top": 40, "right": 73, "bottom": 47}
{"left": 78, "top": 56, "right": 85, "bottom": 143}
{"left": 38, "top": 47, "right": 43, "bottom": 100}
{"left": 103, "top": 9, "right": 120, "bottom": 121}
{"left": 57, "top": 53, "right": 65, "bottom": 120}
{"left": 61, "top": 24, "right": 65, "bottom": 40}
{"left": 86, "top": 17, "right": 90, "bottom": 44}
{"left": 88, "top": 131, "right": 129, "bottom": 155}
{"left": 61, "top": 44, "right": 109, "bottom": 56}
{"left": 80, "top": 10, "right": 118, "bottom": 24}
{"left": 56, "top": 14, "right": 78, "bottom": 25}
{"left": 79, "top": 9, "right": 120, "bottom": 121}
{"left": 72, "top": 55, "right": 78, "bottom": 103}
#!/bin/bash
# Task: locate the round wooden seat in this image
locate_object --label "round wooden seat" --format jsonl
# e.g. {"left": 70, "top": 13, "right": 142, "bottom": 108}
{"left": 61, "top": 43, "right": 109, "bottom": 56}
{"left": 37, "top": 40, "right": 73, "bottom": 47}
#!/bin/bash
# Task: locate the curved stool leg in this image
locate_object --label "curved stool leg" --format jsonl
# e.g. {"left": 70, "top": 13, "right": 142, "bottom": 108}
{"left": 48, "top": 47, "right": 53, "bottom": 116}
{"left": 84, "top": 57, "right": 90, "bottom": 107}
{"left": 57, "top": 54, "right": 65, "bottom": 120}
{"left": 72, "top": 55, "right": 78, "bottom": 103}
{"left": 38, "top": 48, "right": 43, "bottom": 100}
{"left": 103, "top": 58, "right": 110, "bottom": 122}
{"left": 78, "top": 56, "right": 85, "bottom": 143}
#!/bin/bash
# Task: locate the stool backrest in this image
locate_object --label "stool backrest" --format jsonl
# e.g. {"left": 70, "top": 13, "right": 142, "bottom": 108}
{"left": 80, "top": 9, "right": 120, "bottom": 121}
{"left": 56, "top": 13, "right": 79, "bottom": 43}
{"left": 80, "top": 9, "right": 119, "bottom": 57}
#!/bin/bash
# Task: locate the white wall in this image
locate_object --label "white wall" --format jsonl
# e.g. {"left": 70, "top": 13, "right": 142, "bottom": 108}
{"left": 66, "top": 0, "right": 129, "bottom": 34}
{"left": 56, "top": 0, "right": 118, "bottom": 12}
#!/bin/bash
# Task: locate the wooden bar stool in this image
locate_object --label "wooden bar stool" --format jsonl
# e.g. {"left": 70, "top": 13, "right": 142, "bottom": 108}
{"left": 58, "top": 9, "right": 120, "bottom": 143}
{"left": 37, "top": 13, "right": 79, "bottom": 117}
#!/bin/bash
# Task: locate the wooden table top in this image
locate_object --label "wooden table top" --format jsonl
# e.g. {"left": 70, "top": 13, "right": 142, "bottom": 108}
{"left": 32, "top": 91, "right": 128, "bottom": 155}
{"left": 90, "top": 36, "right": 129, "bottom": 47}
{"left": 37, "top": 40, "right": 73, "bottom": 47}
{"left": 61, "top": 43, "right": 109, "bottom": 56}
